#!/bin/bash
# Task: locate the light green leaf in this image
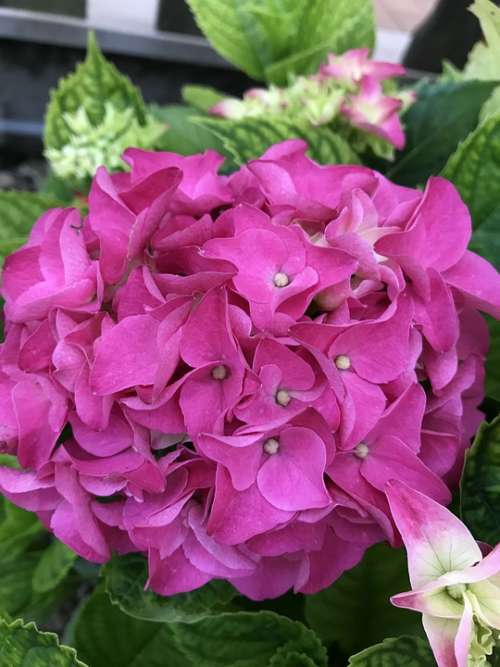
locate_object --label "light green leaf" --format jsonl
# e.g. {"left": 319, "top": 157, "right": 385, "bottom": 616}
{"left": 461, "top": 415, "right": 500, "bottom": 544}
{"left": 0, "top": 191, "right": 62, "bottom": 263}
{"left": 186, "top": 0, "right": 374, "bottom": 83}
{"left": 104, "top": 553, "right": 236, "bottom": 623}
{"left": 265, "top": 0, "right": 375, "bottom": 85}
{"left": 305, "top": 543, "right": 423, "bottom": 655}
{"left": 479, "top": 85, "right": 500, "bottom": 122}
{"left": 150, "top": 105, "right": 224, "bottom": 155}
{"left": 185, "top": 0, "right": 267, "bottom": 79}
{"left": 32, "top": 540, "right": 77, "bottom": 594}
{"left": 73, "top": 590, "right": 188, "bottom": 667}
{"left": 182, "top": 84, "right": 227, "bottom": 112}
{"left": 196, "top": 116, "right": 360, "bottom": 166}
{"left": 0, "top": 617, "right": 87, "bottom": 667}
{"left": 348, "top": 636, "right": 435, "bottom": 667}
{"left": 173, "top": 610, "right": 328, "bottom": 667}
{"left": 44, "top": 32, "right": 146, "bottom": 152}
{"left": 387, "top": 80, "right": 499, "bottom": 186}
{"left": 465, "top": 0, "right": 500, "bottom": 81}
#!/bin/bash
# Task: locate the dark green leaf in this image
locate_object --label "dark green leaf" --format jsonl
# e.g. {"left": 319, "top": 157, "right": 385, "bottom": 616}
{"left": 348, "top": 636, "right": 435, "bottom": 667}
{"left": 44, "top": 32, "right": 146, "bottom": 151}
{"left": 73, "top": 590, "right": 188, "bottom": 667}
{"left": 150, "top": 105, "right": 224, "bottom": 155}
{"left": 33, "top": 540, "right": 77, "bottom": 594}
{"left": 486, "top": 318, "right": 500, "bottom": 400}
{"left": 387, "top": 80, "right": 499, "bottom": 186}
{"left": 182, "top": 85, "right": 226, "bottom": 112}
{"left": 0, "top": 553, "right": 41, "bottom": 618}
{"left": 0, "top": 617, "right": 87, "bottom": 667}
{"left": 461, "top": 415, "right": 500, "bottom": 544}
{"left": 173, "top": 610, "right": 328, "bottom": 667}
{"left": 196, "top": 116, "right": 360, "bottom": 166}
{"left": 0, "top": 497, "right": 44, "bottom": 561}
{"left": 0, "top": 191, "right": 62, "bottom": 263}
{"left": 305, "top": 543, "right": 423, "bottom": 655}
{"left": 104, "top": 553, "right": 236, "bottom": 623}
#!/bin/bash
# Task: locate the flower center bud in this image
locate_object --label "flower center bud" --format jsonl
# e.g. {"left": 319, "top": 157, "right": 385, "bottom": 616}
{"left": 273, "top": 272, "right": 290, "bottom": 288}
{"left": 334, "top": 354, "right": 351, "bottom": 370}
{"left": 263, "top": 438, "right": 280, "bottom": 455}
{"left": 446, "top": 583, "right": 467, "bottom": 601}
{"left": 211, "top": 364, "right": 228, "bottom": 381}
{"left": 275, "top": 389, "right": 291, "bottom": 407}
{"left": 354, "top": 443, "right": 369, "bottom": 459}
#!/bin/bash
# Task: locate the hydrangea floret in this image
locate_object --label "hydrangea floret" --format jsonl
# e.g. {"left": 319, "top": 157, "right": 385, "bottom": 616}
{"left": 0, "top": 139, "right": 499, "bottom": 600}
{"left": 210, "top": 48, "right": 413, "bottom": 157}
{"left": 387, "top": 481, "right": 500, "bottom": 667}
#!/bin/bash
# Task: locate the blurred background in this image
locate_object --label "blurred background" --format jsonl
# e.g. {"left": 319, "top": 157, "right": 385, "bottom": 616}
{"left": 0, "top": 0, "right": 493, "bottom": 188}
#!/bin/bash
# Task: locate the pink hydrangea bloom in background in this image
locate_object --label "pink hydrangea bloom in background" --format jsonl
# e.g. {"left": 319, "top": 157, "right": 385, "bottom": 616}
{"left": 0, "top": 139, "right": 499, "bottom": 600}
{"left": 210, "top": 49, "right": 409, "bottom": 153}
{"left": 387, "top": 481, "right": 500, "bottom": 667}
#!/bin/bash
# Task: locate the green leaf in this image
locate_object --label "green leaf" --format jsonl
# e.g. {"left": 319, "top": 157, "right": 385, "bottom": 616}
{"left": 464, "top": 0, "right": 500, "bottom": 81}
{"left": 264, "top": 0, "right": 375, "bottom": 85}
{"left": 0, "top": 496, "right": 44, "bottom": 562}
{"left": 442, "top": 111, "right": 500, "bottom": 233}
{"left": 32, "top": 540, "right": 77, "bottom": 594}
{"left": 486, "top": 318, "right": 500, "bottom": 400}
{"left": 104, "top": 553, "right": 236, "bottom": 623}
{"left": 305, "top": 543, "right": 423, "bottom": 655}
{"left": 73, "top": 590, "right": 188, "bottom": 667}
{"left": 44, "top": 32, "right": 146, "bottom": 152}
{"left": 0, "top": 191, "right": 62, "bottom": 263}
{"left": 173, "top": 611, "right": 328, "bottom": 667}
{"left": 150, "top": 105, "right": 224, "bottom": 155}
{"left": 461, "top": 415, "right": 500, "bottom": 544}
{"left": 0, "top": 553, "right": 41, "bottom": 618}
{"left": 182, "top": 85, "right": 226, "bottom": 112}
{"left": 348, "top": 636, "right": 435, "bottom": 667}
{"left": 0, "top": 617, "right": 87, "bottom": 667}
{"left": 185, "top": 0, "right": 267, "bottom": 79}
{"left": 186, "top": 0, "right": 374, "bottom": 83}
{"left": 387, "top": 80, "right": 499, "bottom": 186}
{"left": 196, "top": 116, "right": 360, "bottom": 167}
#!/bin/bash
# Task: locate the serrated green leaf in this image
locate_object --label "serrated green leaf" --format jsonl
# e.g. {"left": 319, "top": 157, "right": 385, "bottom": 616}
{"left": 464, "top": 0, "right": 500, "bottom": 81}
{"left": 150, "top": 105, "right": 224, "bottom": 155}
{"left": 173, "top": 611, "right": 328, "bottom": 667}
{"left": 73, "top": 590, "right": 188, "bottom": 667}
{"left": 461, "top": 416, "right": 500, "bottom": 544}
{"left": 186, "top": 0, "right": 374, "bottom": 84}
{"left": 442, "top": 111, "right": 500, "bottom": 235}
{"left": 387, "top": 80, "right": 499, "bottom": 186}
{"left": 32, "top": 540, "right": 77, "bottom": 594}
{"left": 0, "top": 617, "right": 87, "bottom": 667}
{"left": 182, "top": 85, "right": 226, "bottom": 112}
{"left": 0, "top": 191, "right": 62, "bottom": 263}
{"left": 196, "top": 116, "right": 360, "bottom": 167}
{"left": 348, "top": 636, "right": 435, "bottom": 667}
{"left": 185, "top": 0, "right": 266, "bottom": 79}
{"left": 270, "top": 651, "right": 318, "bottom": 667}
{"left": 265, "top": 0, "right": 375, "bottom": 85}
{"left": 305, "top": 543, "right": 423, "bottom": 655}
{"left": 104, "top": 553, "right": 236, "bottom": 623}
{"left": 44, "top": 32, "right": 146, "bottom": 152}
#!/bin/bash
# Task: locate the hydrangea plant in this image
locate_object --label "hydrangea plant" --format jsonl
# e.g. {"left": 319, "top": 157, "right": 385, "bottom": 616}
{"left": 0, "top": 0, "right": 499, "bottom": 666}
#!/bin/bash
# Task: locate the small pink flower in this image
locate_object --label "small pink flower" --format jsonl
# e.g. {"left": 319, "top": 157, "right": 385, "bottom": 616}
{"left": 320, "top": 48, "right": 405, "bottom": 85}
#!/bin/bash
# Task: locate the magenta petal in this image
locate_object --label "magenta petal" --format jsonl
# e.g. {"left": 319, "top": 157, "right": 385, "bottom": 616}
{"left": 257, "top": 427, "right": 330, "bottom": 511}
{"left": 444, "top": 250, "right": 500, "bottom": 318}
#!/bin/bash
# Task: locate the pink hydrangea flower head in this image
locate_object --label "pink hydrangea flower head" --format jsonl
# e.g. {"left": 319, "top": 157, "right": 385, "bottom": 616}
{"left": 0, "top": 140, "right": 499, "bottom": 600}
{"left": 320, "top": 48, "right": 406, "bottom": 85}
